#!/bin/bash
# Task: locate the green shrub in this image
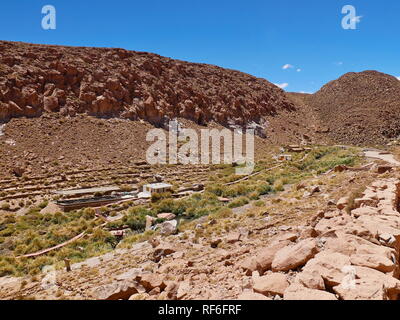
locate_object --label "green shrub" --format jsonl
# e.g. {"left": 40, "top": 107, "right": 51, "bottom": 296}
{"left": 228, "top": 197, "right": 249, "bottom": 208}
{"left": 253, "top": 200, "right": 265, "bottom": 207}
{"left": 38, "top": 201, "right": 48, "bottom": 209}
{"left": 257, "top": 183, "right": 272, "bottom": 195}
{"left": 151, "top": 192, "right": 172, "bottom": 203}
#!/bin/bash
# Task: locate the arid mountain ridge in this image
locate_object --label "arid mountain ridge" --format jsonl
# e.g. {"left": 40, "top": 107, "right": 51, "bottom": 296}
{"left": 0, "top": 40, "right": 294, "bottom": 127}
{"left": 1, "top": 40, "right": 400, "bottom": 147}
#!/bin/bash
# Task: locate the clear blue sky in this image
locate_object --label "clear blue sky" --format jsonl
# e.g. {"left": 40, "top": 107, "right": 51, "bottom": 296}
{"left": 1, "top": 0, "right": 399, "bottom": 93}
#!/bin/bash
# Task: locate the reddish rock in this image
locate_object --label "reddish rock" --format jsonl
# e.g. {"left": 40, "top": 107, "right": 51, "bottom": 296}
{"left": 296, "top": 270, "right": 325, "bottom": 290}
{"left": 350, "top": 254, "right": 395, "bottom": 273}
{"left": 43, "top": 96, "right": 59, "bottom": 112}
{"left": 138, "top": 273, "right": 166, "bottom": 292}
{"left": 90, "top": 281, "right": 138, "bottom": 300}
{"left": 336, "top": 197, "right": 349, "bottom": 210}
{"left": 301, "top": 251, "right": 351, "bottom": 287}
{"left": 284, "top": 283, "right": 337, "bottom": 300}
{"left": 377, "top": 165, "right": 393, "bottom": 174}
{"left": 270, "top": 232, "right": 298, "bottom": 243}
{"left": 226, "top": 232, "right": 242, "bottom": 244}
{"left": 157, "top": 213, "right": 176, "bottom": 220}
{"left": 237, "top": 291, "right": 272, "bottom": 300}
{"left": 176, "top": 281, "right": 191, "bottom": 300}
{"left": 256, "top": 240, "right": 292, "bottom": 273}
{"left": 239, "top": 240, "right": 291, "bottom": 275}
{"left": 271, "top": 239, "right": 318, "bottom": 272}
{"left": 333, "top": 266, "right": 400, "bottom": 300}
{"left": 153, "top": 244, "right": 176, "bottom": 262}
{"left": 253, "top": 273, "right": 289, "bottom": 296}
{"left": 0, "top": 41, "right": 299, "bottom": 134}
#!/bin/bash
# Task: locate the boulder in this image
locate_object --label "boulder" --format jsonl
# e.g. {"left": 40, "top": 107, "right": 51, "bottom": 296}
{"left": 271, "top": 239, "right": 318, "bottom": 272}
{"left": 333, "top": 266, "right": 400, "bottom": 300}
{"left": 239, "top": 240, "right": 291, "bottom": 275}
{"left": 270, "top": 232, "right": 298, "bottom": 243}
{"left": 284, "top": 283, "right": 337, "bottom": 300}
{"left": 350, "top": 254, "right": 395, "bottom": 273}
{"left": 153, "top": 244, "right": 176, "bottom": 262}
{"left": 253, "top": 273, "right": 289, "bottom": 296}
{"left": 159, "top": 220, "right": 178, "bottom": 235}
{"left": 40, "top": 202, "right": 62, "bottom": 215}
{"left": 157, "top": 213, "right": 176, "bottom": 220}
{"left": 314, "top": 215, "right": 352, "bottom": 235}
{"left": 129, "top": 293, "right": 150, "bottom": 300}
{"left": 295, "top": 270, "right": 325, "bottom": 290}
{"left": 226, "top": 232, "right": 242, "bottom": 244}
{"left": 43, "top": 95, "right": 59, "bottom": 112}
{"left": 301, "top": 251, "right": 351, "bottom": 287}
{"left": 351, "top": 207, "right": 379, "bottom": 218}
{"left": 237, "top": 291, "right": 272, "bottom": 300}
{"left": 323, "top": 233, "right": 393, "bottom": 257}
{"left": 176, "top": 281, "right": 191, "bottom": 300}
{"left": 138, "top": 273, "right": 166, "bottom": 292}
{"left": 90, "top": 281, "right": 138, "bottom": 300}
{"left": 377, "top": 165, "right": 393, "bottom": 174}
{"left": 337, "top": 197, "right": 349, "bottom": 210}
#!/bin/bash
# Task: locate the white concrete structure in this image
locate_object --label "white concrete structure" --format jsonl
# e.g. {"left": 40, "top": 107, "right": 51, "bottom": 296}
{"left": 138, "top": 183, "right": 173, "bottom": 199}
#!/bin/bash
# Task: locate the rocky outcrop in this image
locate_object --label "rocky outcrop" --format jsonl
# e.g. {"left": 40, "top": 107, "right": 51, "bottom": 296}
{"left": 234, "top": 178, "right": 400, "bottom": 300}
{"left": 0, "top": 41, "right": 295, "bottom": 128}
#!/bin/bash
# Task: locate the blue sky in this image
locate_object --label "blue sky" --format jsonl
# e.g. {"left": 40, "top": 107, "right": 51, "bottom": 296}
{"left": 1, "top": 0, "right": 399, "bottom": 93}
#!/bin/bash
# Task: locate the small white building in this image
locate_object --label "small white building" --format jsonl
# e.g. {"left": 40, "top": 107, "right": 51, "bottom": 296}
{"left": 138, "top": 183, "right": 173, "bottom": 199}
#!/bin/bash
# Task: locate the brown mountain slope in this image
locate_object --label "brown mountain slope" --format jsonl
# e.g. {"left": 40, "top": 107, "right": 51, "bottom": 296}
{"left": 307, "top": 70, "right": 400, "bottom": 145}
{"left": 0, "top": 41, "right": 295, "bottom": 127}
{"left": 0, "top": 41, "right": 322, "bottom": 178}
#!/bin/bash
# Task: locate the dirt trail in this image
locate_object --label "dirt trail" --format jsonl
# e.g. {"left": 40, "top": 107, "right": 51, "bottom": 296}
{"left": 363, "top": 149, "right": 400, "bottom": 166}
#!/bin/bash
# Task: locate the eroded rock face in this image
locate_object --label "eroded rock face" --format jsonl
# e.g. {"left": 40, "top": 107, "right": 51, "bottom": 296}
{"left": 0, "top": 41, "right": 295, "bottom": 128}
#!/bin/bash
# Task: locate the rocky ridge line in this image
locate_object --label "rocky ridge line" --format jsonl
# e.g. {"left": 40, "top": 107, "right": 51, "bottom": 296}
{"left": 0, "top": 41, "right": 295, "bottom": 128}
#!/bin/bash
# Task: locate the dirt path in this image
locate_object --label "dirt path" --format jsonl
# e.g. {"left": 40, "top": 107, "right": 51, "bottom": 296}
{"left": 363, "top": 149, "right": 400, "bottom": 166}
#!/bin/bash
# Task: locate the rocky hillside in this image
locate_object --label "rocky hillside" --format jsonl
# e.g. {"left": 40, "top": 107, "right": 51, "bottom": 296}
{"left": 0, "top": 41, "right": 295, "bottom": 127}
{"left": 307, "top": 71, "right": 400, "bottom": 145}
{"left": 2, "top": 41, "right": 399, "bottom": 149}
